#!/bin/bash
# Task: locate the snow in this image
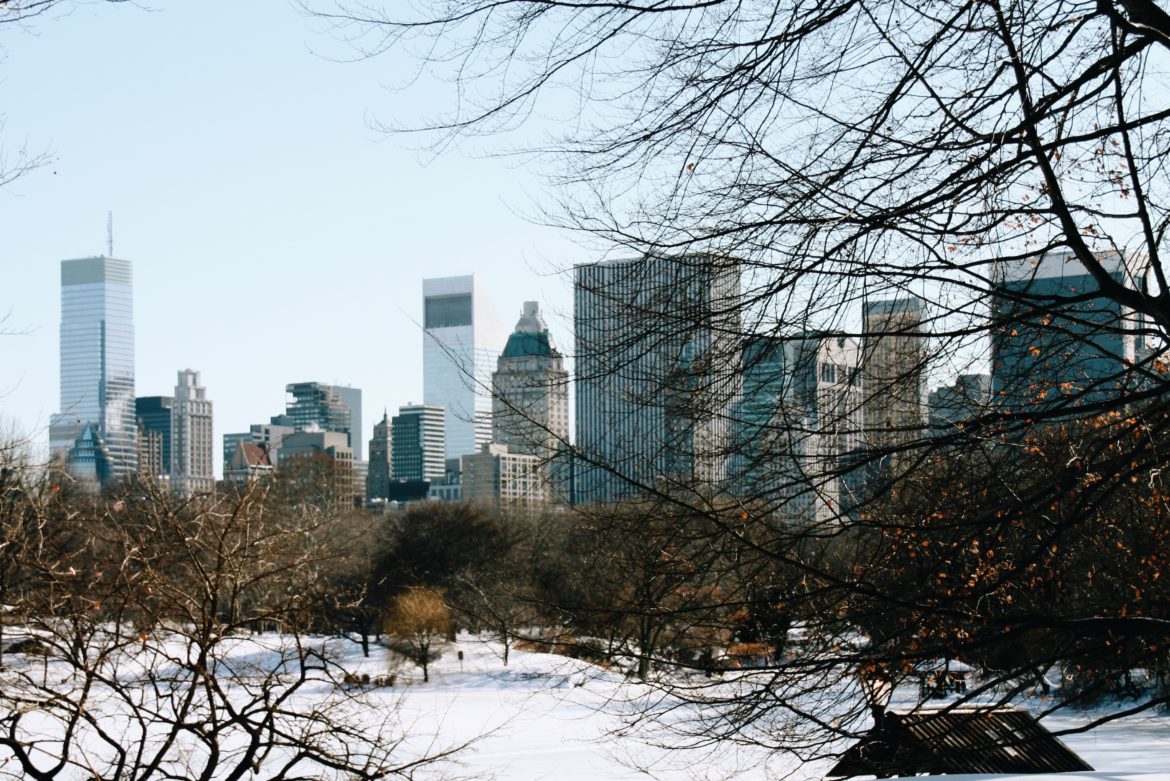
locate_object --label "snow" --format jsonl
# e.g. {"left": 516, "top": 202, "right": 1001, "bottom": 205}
{"left": 891, "top": 776, "right": 1170, "bottom": 781}
{"left": 4, "top": 630, "right": 1170, "bottom": 780}
{"left": 329, "top": 635, "right": 1170, "bottom": 780}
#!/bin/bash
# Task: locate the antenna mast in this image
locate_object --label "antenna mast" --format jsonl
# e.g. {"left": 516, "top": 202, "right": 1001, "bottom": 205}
{"left": 106, "top": 212, "right": 114, "bottom": 257}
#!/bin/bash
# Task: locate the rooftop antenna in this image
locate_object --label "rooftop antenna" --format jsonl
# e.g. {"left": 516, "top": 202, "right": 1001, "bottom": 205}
{"left": 106, "top": 211, "right": 114, "bottom": 258}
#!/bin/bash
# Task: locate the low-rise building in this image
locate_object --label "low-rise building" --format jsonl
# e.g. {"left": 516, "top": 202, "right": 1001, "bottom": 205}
{"left": 225, "top": 441, "right": 274, "bottom": 487}
{"left": 278, "top": 430, "right": 355, "bottom": 508}
{"left": 461, "top": 443, "right": 546, "bottom": 506}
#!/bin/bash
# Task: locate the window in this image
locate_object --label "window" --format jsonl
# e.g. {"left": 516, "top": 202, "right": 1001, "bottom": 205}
{"left": 425, "top": 294, "right": 473, "bottom": 328}
{"left": 820, "top": 362, "right": 836, "bottom": 384}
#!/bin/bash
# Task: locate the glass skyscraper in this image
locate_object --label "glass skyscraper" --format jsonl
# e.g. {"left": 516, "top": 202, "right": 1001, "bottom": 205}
{"left": 284, "top": 382, "right": 362, "bottom": 459}
{"left": 422, "top": 275, "right": 506, "bottom": 460}
{"left": 991, "top": 249, "right": 1140, "bottom": 416}
{"left": 573, "top": 255, "right": 741, "bottom": 503}
{"left": 49, "top": 257, "right": 137, "bottom": 484}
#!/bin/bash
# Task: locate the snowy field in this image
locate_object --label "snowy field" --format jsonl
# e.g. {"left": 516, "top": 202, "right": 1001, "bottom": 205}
{"left": 3, "top": 631, "right": 1169, "bottom": 780}
{"left": 335, "top": 635, "right": 1170, "bottom": 781}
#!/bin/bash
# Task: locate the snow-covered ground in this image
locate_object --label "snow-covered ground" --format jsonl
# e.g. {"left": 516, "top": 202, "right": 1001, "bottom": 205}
{"left": 331, "top": 634, "right": 1170, "bottom": 780}
{"left": 4, "top": 631, "right": 1169, "bottom": 780}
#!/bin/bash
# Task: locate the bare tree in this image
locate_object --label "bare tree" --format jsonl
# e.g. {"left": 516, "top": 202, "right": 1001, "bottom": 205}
{"left": 310, "top": 510, "right": 395, "bottom": 658}
{"left": 0, "top": 461, "right": 465, "bottom": 779}
{"left": 310, "top": 0, "right": 1170, "bottom": 759}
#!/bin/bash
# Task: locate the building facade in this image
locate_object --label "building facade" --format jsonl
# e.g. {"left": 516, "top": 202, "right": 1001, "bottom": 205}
{"left": 334, "top": 386, "right": 364, "bottom": 461}
{"left": 861, "top": 298, "right": 926, "bottom": 452}
{"left": 366, "top": 411, "right": 393, "bottom": 504}
{"left": 491, "top": 301, "right": 570, "bottom": 461}
{"left": 49, "top": 256, "right": 137, "bottom": 485}
{"left": 136, "top": 396, "right": 173, "bottom": 482}
{"left": 422, "top": 275, "right": 506, "bottom": 460}
{"left": 277, "top": 430, "right": 355, "bottom": 508}
{"left": 461, "top": 443, "right": 546, "bottom": 506}
{"left": 573, "top": 254, "right": 741, "bottom": 503}
{"left": 222, "top": 421, "right": 294, "bottom": 477}
{"left": 224, "top": 442, "right": 274, "bottom": 487}
{"left": 784, "top": 335, "right": 863, "bottom": 525}
{"left": 929, "top": 373, "right": 991, "bottom": 431}
{"left": 728, "top": 334, "right": 788, "bottom": 500}
{"left": 391, "top": 404, "right": 446, "bottom": 483}
{"left": 171, "top": 369, "right": 214, "bottom": 497}
{"left": 285, "top": 382, "right": 362, "bottom": 458}
{"left": 991, "top": 249, "right": 1141, "bottom": 417}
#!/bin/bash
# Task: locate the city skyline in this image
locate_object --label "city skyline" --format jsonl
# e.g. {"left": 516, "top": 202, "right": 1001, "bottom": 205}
{"left": 14, "top": 245, "right": 1145, "bottom": 511}
{"left": 0, "top": 8, "right": 1006, "bottom": 480}
{"left": 0, "top": 0, "right": 580, "bottom": 471}
{"left": 4, "top": 254, "right": 568, "bottom": 478}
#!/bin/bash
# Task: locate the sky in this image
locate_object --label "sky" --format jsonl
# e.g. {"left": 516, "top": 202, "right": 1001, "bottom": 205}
{"left": 0, "top": 0, "right": 583, "bottom": 472}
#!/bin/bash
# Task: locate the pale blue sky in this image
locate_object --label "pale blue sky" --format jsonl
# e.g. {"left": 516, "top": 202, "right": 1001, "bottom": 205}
{"left": 0, "top": 0, "right": 581, "bottom": 471}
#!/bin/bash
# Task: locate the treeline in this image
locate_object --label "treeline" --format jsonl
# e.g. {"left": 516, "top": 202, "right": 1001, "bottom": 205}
{"left": 0, "top": 453, "right": 464, "bottom": 779}
{"left": 4, "top": 403, "right": 1170, "bottom": 761}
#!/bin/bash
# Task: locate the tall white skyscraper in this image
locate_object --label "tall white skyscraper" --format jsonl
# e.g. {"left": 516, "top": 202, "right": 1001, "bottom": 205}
{"left": 49, "top": 256, "right": 137, "bottom": 485}
{"left": 422, "top": 275, "right": 506, "bottom": 459}
{"left": 171, "top": 369, "right": 214, "bottom": 498}
{"left": 574, "top": 255, "right": 741, "bottom": 503}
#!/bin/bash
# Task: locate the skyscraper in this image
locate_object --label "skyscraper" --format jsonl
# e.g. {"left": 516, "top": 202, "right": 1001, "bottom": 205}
{"left": 334, "top": 386, "right": 363, "bottom": 461}
{"left": 491, "top": 301, "right": 569, "bottom": 461}
{"left": 136, "top": 396, "right": 173, "bottom": 482}
{"left": 423, "top": 275, "right": 506, "bottom": 459}
{"left": 991, "top": 249, "right": 1141, "bottom": 416}
{"left": 366, "top": 411, "right": 392, "bottom": 504}
{"left": 783, "top": 335, "right": 862, "bottom": 524}
{"left": 171, "top": 370, "right": 214, "bottom": 497}
{"left": 391, "top": 404, "right": 446, "bottom": 483}
{"left": 49, "top": 256, "right": 137, "bottom": 485}
{"left": 285, "top": 382, "right": 362, "bottom": 458}
{"left": 929, "top": 373, "right": 991, "bottom": 431}
{"left": 573, "top": 254, "right": 741, "bottom": 503}
{"left": 728, "top": 334, "right": 789, "bottom": 498}
{"left": 860, "top": 298, "right": 926, "bottom": 453}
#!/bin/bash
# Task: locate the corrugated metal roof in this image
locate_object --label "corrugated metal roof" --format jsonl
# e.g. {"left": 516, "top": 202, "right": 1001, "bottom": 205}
{"left": 827, "top": 708, "right": 1093, "bottom": 778}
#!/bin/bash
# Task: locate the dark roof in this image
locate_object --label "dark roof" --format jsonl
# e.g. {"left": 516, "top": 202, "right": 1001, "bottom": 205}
{"left": 237, "top": 443, "right": 271, "bottom": 468}
{"left": 827, "top": 708, "right": 1093, "bottom": 778}
{"left": 501, "top": 330, "right": 555, "bottom": 359}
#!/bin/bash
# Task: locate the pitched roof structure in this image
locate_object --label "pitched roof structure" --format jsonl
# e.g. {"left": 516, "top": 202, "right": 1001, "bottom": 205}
{"left": 826, "top": 708, "right": 1093, "bottom": 778}
{"left": 237, "top": 442, "right": 272, "bottom": 468}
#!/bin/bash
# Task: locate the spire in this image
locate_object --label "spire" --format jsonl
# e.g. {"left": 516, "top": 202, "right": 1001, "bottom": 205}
{"left": 500, "top": 300, "right": 561, "bottom": 359}
{"left": 514, "top": 300, "right": 547, "bottom": 334}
